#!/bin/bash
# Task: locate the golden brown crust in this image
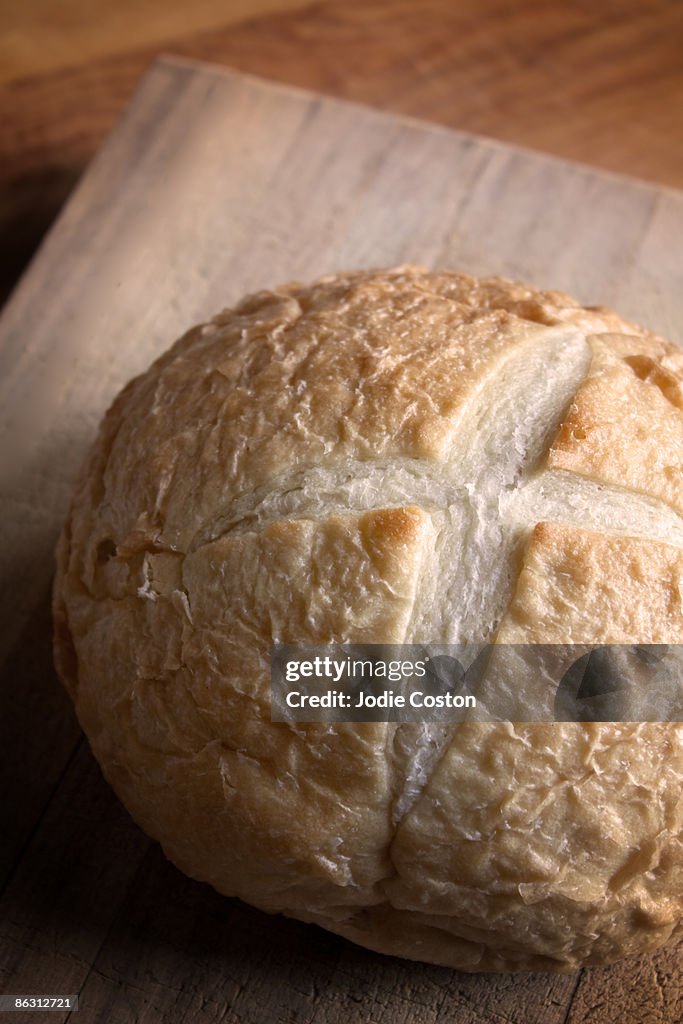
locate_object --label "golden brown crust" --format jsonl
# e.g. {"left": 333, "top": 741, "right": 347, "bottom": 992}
{"left": 549, "top": 333, "right": 683, "bottom": 515}
{"left": 53, "top": 266, "right": 683, "bottom": 973}
{"left": 387, "top": 720, "right": 683, "bottom": 970}
{"left": 498, "top": 521, "right": 683, "bottom": 644}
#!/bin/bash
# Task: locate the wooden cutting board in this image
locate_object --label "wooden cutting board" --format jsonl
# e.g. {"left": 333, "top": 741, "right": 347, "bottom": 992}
{"left": 1, "top": 57, "right": 681, "bottom": 1024}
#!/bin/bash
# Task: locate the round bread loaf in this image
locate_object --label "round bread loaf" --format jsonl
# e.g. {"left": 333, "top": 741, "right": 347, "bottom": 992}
{"left": 53, "top": 267, "right": 683, "bottom": 972}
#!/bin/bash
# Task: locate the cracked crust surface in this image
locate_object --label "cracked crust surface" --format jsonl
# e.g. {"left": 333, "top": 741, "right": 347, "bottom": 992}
{"left": 549, "top": 333, "right": 683, "bottom": 514}
{"left": 53, "top": 266, "right": 683, "bottom": 972}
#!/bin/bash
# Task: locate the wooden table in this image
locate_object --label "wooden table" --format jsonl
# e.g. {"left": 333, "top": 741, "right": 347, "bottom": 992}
{"left": 1, "top": 4, "right": 682, "bottom": 1023}
{"left": 1, "top": 0, "right": 683, "bottom": 306}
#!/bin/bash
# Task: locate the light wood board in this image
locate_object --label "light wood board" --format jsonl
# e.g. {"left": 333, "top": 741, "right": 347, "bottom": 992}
{"left": 0, "top": 57, "right": 682, "bottom": 1024}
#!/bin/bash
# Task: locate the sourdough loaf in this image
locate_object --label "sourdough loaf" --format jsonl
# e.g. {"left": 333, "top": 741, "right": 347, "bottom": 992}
{"left": 53, "top": 268, "right": 683, "bottom": 971}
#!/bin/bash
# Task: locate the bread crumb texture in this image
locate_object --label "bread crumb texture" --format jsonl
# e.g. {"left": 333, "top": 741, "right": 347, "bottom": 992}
{"left": 54, "top": 267, "right": 683, "bottom": 972}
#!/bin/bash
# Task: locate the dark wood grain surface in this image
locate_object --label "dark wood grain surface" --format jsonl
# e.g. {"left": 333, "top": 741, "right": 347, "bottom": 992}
{"left": 2, "top": 0, "right": 683, "bottom": 305}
